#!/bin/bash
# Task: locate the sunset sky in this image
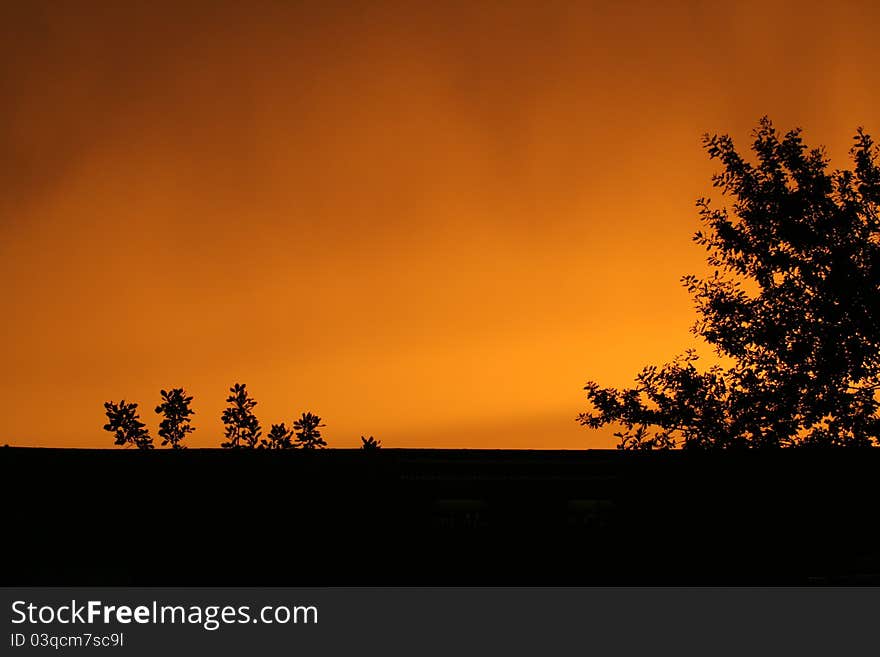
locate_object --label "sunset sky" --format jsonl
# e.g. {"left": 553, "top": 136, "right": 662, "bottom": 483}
{"left": 2, "top": 0, "right": 878, "bottom": 448}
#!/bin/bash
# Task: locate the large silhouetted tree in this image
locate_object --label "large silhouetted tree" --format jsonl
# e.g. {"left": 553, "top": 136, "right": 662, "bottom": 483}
{"left": 294, "top": 412, "right": 326, "bottom": 449}
{"left": 155, "top": 388, "right": 195, "bottom": 449}
{"left": 103, "top": 400, "right": 154, "bottom": 449}
{"left": 220, "top": 383, "right": 262, "bottom": 448}
{"left": 580, "top": 118, "right": 880, "bottom": 449}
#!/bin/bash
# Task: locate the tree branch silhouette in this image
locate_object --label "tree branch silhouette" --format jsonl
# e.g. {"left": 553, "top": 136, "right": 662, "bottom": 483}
{"left": 294, "top": 412, "right": 326, "bottom": 449}
{"left": 155, "top": 388, "right": 195, "bottom": 448}
{"left": 220, "top": 383, "right": 261, "bottom": 448}
{"left": 103, "top": 400, "right": 154, "bottom": 449}
{"left": 580, "top": 118, "right": 880, "bottom": 449}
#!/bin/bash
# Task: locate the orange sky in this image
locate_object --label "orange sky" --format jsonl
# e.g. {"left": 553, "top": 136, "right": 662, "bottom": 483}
{"left": 1, "top": 0, "right": 878, "bottom": 448}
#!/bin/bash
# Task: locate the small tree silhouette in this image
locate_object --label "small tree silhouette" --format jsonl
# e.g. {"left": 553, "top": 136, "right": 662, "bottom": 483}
{"left": 260, "top": 422, "right": 293, "bottom": 449}
{"left": 220, "top": 383, "right": 262, "bottom": 448}
{"left": 154, "top": 388, "right": 195, "bottom": 449}
{"left": 360, "top": 435, "right": 381, "bottom": 450}
{"left": 580, "top": 118, "right": 880, "bottom": 449}
{"left": 294, "top": 412, "right": 326, "bottom": 449}
{"left": 103, "top": 400, "right": 153, "bottom": 449}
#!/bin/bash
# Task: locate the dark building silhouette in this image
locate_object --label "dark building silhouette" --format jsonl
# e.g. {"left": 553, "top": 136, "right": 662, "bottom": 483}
{"left": 2, "top": 447, "right": 879, "bottom": 585}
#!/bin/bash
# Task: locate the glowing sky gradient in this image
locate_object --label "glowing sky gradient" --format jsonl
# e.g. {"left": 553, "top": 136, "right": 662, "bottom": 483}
{"left": 2, "top": 0, "right": 878, "bottom": 448}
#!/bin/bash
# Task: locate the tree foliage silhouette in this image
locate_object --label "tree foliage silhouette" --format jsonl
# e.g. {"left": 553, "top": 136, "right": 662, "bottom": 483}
{"left": 103, "top": 400, "right": 154, "bottom": 449}
{"left": 154, "top": 388, "right": 195, "bottom": 449}
{"left": 260, "top": 422, "right": 293, "bottom": 449}
{"left": 220, "top": 383, "right": 262, "bottom": 448}
{"left": 580, "top": 118, "right": 880, "bottom": 449}
{"left": 360, "top": 435, "right": 381, "bottom": 450}
{"left": 294, "top": 412, "right": 326, "bottom": 449}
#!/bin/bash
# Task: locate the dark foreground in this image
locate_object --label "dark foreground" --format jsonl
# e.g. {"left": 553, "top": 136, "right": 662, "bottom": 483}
{"left": 3, "top": 447, "right": 880, "bottom": 585}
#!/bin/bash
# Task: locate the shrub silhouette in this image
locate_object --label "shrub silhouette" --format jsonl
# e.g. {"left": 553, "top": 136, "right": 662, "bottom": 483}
{"left": 260, "top": 422, "right": 294, "bottom": 449}
{"left": 580, "top": 118, "right": 880, "bottom": 449}
{"left": 361, "top": 435, "right": 381, "bottom": 450}
{"left": 103, "top": 400, "right": 153, "bottom": 449}
{"left": 220, "top": 383, "right": 262, "bottom": 448}
{"left": 294, "top": 412, "right": 326, "bottom": 449}
{"left": 155, "top": 388, "right": 195, "bottom": 449}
